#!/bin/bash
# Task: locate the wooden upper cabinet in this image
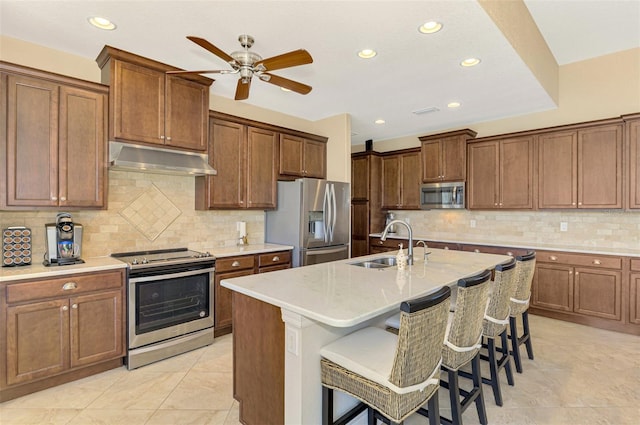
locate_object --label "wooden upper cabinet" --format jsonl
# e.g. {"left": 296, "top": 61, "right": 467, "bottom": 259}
{"left": 467, "top": 136, "right": 534, "bottom": 210}
{"left": 351, "top": 155, "right": 370, "bottom": 200}
{"left": 278, "top": 134, "right": 327, "bottom": 179}
{"left": 625, "top": 115, "right": 640, "bottom": 209}
{"left": 538, "top": 122, "right": 623, "bottom": 209}
{"left": 96, "top": 46, "right": 212, "bottom": 152}
{"left": 196, "top": 115, "right": 277, "bottom": 210}
{"left": 381, "top": 150, "right": 420, "bottom": 210}
{"left": 419, "top": 129, "right": 476, "bottom": 182}
{"left": 1, "top": 65, "right": 107, "bottom": 209}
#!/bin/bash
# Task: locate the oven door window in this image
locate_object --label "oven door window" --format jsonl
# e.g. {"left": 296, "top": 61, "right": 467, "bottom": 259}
{"left": 135, "top": 273, "right": 210, "bottom": 334}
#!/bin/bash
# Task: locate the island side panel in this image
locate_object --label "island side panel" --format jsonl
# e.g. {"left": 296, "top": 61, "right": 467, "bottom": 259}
{"left": 232, "top": 291, "right": 285, "bottom": 425}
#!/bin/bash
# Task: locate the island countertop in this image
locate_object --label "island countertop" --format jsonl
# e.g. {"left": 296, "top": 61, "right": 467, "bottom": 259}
{"left": 221, "top": 248, "right": 511, "bottom": 327}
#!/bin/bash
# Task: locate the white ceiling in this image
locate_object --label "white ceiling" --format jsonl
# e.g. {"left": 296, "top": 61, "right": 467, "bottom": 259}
{"left": 1, "top": 1, "right": 639, "bottom": 145}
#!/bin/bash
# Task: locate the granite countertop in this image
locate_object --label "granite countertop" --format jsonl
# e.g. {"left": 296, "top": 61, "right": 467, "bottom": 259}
{"left": 221, "top": 248, "right": 511, "bottom": 328}
{"left": 0, "top": 243, "right": 294, "bottom": 283}
{"left": 369, "top": 233, "right": 640, "bottom": 258}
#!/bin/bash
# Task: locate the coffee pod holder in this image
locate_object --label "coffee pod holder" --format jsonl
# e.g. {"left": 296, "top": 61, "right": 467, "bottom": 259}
{"left": 2, "top": 227, "right": 32, "bottom": 267}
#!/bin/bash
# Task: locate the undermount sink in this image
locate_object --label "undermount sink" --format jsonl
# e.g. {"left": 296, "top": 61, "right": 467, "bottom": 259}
{"left": 350, "top": 256, "right": 397, "bottom": 269}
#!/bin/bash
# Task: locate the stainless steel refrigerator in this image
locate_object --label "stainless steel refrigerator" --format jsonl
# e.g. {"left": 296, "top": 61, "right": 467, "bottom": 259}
{"left": 266, "top": 178, "right": 350, "bottom": 267}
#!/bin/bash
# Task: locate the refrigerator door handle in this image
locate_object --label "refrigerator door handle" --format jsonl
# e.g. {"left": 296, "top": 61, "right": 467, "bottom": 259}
{"left": 323, "top": 183, "right": 331, "bottom": 243}
{"left": 330, "top": 183, "right": 337, "bottom": 243}
{"left": 305, "top": 246, "right": 349, "bottom": 256}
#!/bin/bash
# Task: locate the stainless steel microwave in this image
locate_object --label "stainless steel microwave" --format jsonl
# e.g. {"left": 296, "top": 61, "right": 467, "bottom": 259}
{"left": 420, "top": 182, "right": 466, "bottom": 209}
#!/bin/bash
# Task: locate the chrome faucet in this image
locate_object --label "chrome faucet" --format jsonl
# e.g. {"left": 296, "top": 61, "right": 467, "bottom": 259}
{"left": 381, "top": 219, "right": 413, "bottom": 265}
{"left": 416, "top": 240, "right": 429, "bottom": 261}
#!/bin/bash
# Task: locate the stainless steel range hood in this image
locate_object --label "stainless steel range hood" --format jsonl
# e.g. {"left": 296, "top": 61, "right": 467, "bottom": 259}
{"left": 109, "top": 142, "right": 216, "bottom": 176}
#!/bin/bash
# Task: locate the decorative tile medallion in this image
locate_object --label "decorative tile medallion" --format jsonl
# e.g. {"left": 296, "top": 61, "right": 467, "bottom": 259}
{"left": 119, "top": 184, "right": 181, "bottom": 241}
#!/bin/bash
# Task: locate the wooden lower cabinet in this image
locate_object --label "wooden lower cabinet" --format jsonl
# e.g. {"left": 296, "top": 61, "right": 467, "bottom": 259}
{"left": 532, "top": 263, "right": 574, "bottom": 312}
{"left": 629, "top": 259, "right": 640, "bottom": 324}
{"left": 214, "top": 250, "right": 291, "bottom": 337}
{"left": 1, "top": 269, "right": 125, "bottom": 401}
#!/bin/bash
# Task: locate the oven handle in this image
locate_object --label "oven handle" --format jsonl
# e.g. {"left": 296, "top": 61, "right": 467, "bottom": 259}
{"left": 129, "top": 267, "right": 215, "bottom": 284}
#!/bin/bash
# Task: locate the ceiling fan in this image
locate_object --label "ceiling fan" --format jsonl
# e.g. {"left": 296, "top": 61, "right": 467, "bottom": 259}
{"left": 168, "top": 35, "right": 313, "bottom": 100}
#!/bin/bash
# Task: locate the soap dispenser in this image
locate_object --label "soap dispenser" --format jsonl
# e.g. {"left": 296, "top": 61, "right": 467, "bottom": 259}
{"left": 396, "top": 243, "right": 407, "bottom": 270}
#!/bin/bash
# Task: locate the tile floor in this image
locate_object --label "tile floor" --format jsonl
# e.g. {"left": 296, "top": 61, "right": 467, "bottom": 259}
{"left": 1, "top": 315, "right": 639, "bottom": 425}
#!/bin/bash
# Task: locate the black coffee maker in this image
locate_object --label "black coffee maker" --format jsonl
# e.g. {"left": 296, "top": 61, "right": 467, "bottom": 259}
{"left": 44, "top": 212, "right": 84, "bottom": 266}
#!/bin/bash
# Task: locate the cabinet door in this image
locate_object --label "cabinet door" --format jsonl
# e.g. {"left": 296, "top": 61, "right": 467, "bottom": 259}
{"left": 630, "top": 273, "right": 640, "bottom": 325}
{"left": 577, "top": 125, "right": 623, "bottom": 208}
{"left": 6, "top": 299, "right": 69, "bottom": 385}
{"left": 165, "top": 75, "right": 208, "bottom": 151}
{"left": 400, "top": 152, "right": 421, "bottom": 209}
{"left": 303, "top": 139, "right": 326, "bottom": 178}
{"left": 467, "top": 141, "right": 499, "bottom": 209}
{"left": 5, "top": 74, "right": 59, "bottom": 207}
{"left": 629, "top": 120, "right": 640, "bottom": 209}
{"left": 351, "top": 156, "right": 370, "bottom": 200}
{"left": 538, "top": 130, "right": 577, "bottom": 208}
{"left": 70, "top": 290, "right": 123, "bottom": 368}
{"left": 278, "top": 134, "right": 304, "bottom": 177}
{"left": 381, "top": 155, "right": 400, "bottom": 209}
{"left": 59, "top": 86, "right": 107, "bottom": 208}
{"left": 215, "top": 269, "right": 254, "bottom": 332}
{"left": 441, "top": 135, "right": 466, "bottom": 181}
{"left": 421, "top": 140, "right": 442, "bottom": 182}
{"left": 112, "top": 60, "right": 164, "bottom": 145}
{"left": 500, "top": 137, "right": 534, "bottom": 209}
{"left": 207, "top": 119, "right": 246, "bottom": 208}
{"left": 246, "top": 127, "right": 277, "bottom": 209}
{"left": 573, "top": 268, "right": 621, "bottom": 320}
{"left": 532, "top": 263, "right": 573, "bottom": 312}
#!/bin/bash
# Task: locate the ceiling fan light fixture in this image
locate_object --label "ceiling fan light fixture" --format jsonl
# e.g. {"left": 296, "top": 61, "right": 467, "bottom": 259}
{"left": 374, "top": 119, "right": 385, "bottom": 125}
{"left": 460, "top": 57, "right": 481, "bottom": 67}
{"left": 447, "top": 102, "right": 461, "bottom": 108}
{"left": 358, "top": 49, "right": 377, "bottom": 59}
{"left": 419, "top": 21, "right": 443, "bottom": 34}
{"left": 88, "top": 16, "right": 116, "bottom": 30}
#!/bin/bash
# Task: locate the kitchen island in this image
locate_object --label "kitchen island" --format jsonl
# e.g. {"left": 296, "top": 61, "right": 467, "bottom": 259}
{"left": 221, "top": 248, "right": 512, "bottom": 425}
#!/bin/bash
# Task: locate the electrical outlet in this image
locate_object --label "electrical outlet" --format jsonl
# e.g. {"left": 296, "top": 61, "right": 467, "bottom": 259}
{"left": 560, "top": 222, "right": 568, "bottom": 232}
{"left": 470, "top": 219, "right": 476, "bottom": 228}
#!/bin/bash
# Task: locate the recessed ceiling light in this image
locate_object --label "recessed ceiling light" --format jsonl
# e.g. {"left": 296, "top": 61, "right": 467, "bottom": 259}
{"left": 358, "top": 49, "right": 377, "bottom": 59}
{"left": 418, "top": 21, "right": 443, "bottom": 34}
{"left": 460, "top": 57, "right": 481, "bottom": 67}
{"left": 448, "top": 102, "right": 461, "bottom": 108}
{"left": 88, "top": 16, "right": 116, "bottom": 30}
{"left": 375, "top": 119, "right": 385, "bottom": 124}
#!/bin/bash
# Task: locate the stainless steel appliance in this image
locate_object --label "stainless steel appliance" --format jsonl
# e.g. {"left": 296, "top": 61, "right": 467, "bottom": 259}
{"left": 111, "top": 248, "right": 215, "bottom": 370}
{"left": 266, "top": 178, "right": 350, "bottom": 267}
{"left": 420, "top": 181, "right": 466, "bottom": 209}
{"left": 44, "top": 212, "right": 84, "bottom": 266}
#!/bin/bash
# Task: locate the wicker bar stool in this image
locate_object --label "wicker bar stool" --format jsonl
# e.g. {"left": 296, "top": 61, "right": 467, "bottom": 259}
{"left": 509, "top": 251, "right": 536, "bottom": 373}
{"left": 460, "top": 258, "right": 517, "bottom": 406}
{"left": 320, "top": 286, "right": 451, "bottom": 425}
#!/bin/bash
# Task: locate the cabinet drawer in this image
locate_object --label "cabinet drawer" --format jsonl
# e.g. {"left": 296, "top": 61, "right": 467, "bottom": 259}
{"left": 370, "top": 237, "right": 404, "bottom": 249}
{"left": 216, "top": 255, "right": 255, "bottom": 273}
{"left": 631, "top": 259, "right": 640, "bottom": 272}
{"left": 258, "top": 251, "right": 291, "bottom": 268}
{"left": 538, "top": 251, "right": 621, "bottom": 269}
{"left": 6, "top": 270, "right": 124, "bottom": 304}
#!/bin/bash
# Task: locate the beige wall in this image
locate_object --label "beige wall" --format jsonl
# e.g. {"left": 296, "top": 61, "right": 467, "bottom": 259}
{"left": 0, "top": 36, "right": 351, "bottom": 256}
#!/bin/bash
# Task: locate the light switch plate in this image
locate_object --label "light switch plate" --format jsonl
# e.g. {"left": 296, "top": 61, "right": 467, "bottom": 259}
{"left": 470, "top": 219, "right": 476, "bottom": 228}
{"left": 560, "top": 222, "right": 568, "bottom": 232}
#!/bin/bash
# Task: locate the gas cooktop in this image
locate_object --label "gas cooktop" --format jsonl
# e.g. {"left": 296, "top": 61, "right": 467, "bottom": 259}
{"left": 111, "top": 248, "right": 214, "bottom": 268}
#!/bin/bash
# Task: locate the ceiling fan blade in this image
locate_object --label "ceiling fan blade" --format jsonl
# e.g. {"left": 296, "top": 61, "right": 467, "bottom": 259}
{"left": 187, "top": 36, "right": 236, "bottom": 65}
{"left": 235, "top": 78, "right": 251, "bottom": 100}
{"left": 254, "top": 49, "right": 313, "bottom": 72}
{"left": 166, "top": 69, "right": 231, "bottom": 75}
{"left": 261, "top": 73, "right": 312, "bottom": 95}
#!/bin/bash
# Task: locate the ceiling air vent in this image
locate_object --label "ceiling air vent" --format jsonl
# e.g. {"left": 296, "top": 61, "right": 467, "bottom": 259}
{"left": 412, "top": 107, "right": 440, "bottom": 115}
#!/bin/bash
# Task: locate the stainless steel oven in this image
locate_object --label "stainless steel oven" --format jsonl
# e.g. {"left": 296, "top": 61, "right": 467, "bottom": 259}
{"left": 112, "top": 248, "right": 215, "bottom": 370}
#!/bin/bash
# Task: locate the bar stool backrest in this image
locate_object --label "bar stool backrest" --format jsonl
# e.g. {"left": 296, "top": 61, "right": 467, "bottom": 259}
{"left": 510, "top": 252, "right": 536, "bottom": 316}
{"left": 484, "top": 258, "right": 517, "bottom": 337}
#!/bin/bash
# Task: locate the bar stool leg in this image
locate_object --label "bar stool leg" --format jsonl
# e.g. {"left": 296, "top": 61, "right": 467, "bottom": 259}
{"left": 471, "top": 354, "right": 488, "bottom": 425}
{"left": 523, "top": 311, "right": 534, "bottom": 360}
{"left": 509, "top": 316, "right": 523, "bottom": 374}
{"left": 448, "top": 368, "right": 463, "bottom": 425}
{"left": 487, "top": 338, "right": 503, "bottom": 406}
{"left": 500, "top": 330, "right": 515, "bottom": 386}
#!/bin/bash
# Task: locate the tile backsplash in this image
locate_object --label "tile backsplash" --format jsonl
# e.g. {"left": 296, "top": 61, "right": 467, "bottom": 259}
{"left": 0, "top": 171, "right": 264, "bottom": 261}
{"left": 388, "top": 210, "right": 640, "bottom": 251}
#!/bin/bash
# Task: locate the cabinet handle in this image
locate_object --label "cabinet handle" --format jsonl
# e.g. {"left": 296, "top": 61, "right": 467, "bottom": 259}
{"left": 444, "top": 246, "right": 449, "bottom": 250}
{"left": 578, "top": 202, "right": 582, "bottom": 206}
{"left": 569, "top": 270, "right": 573, "bottom": 275}
{"left": 160, "top": 135, "right": 165, "bottom": 140}
{"left": 232, "top": 261, "right": 240, "bottom": 267}
{"left": 499, "top": 203, "right": 503, "bottom": 206}
{"left": 474, "top": 249, "right": 480, "bottom": 253}
{"left": 272, "top": 256, "right": 280, "bottom": 262}
{"left": 71, "top": 304, "right": 78, "bottom": 309}
{"left": 549, "top": 256, "right": 558, "bottom": 261}
{"left": 379, "top": 241, "right": 383, "bottom": 245}
{"left": 575, "top": 271, "right": 579, "bottom": 275}
{"left": 62, "top": 305, "right": 69, "bottom": 311}
{"left": 60, "top": 196, "right": 66, "bottom": 201}
{"left": 572, "top": 202, "right": 576, "bottom": 206}
{"left": 51, "top": 196, "right": 58, "bottom": 201}
{"left": 507, "top": 251, "right": 513, "bottom": 256}
{"left": 62, "top": 282, "right": 77, "bottom": 291}
{"left": 592, "top": 259, "right": 601, "bottom": 265}
{"left": 166, "top": 136, "right": 172, "bottom": 141}
{"left": 494, "top": 203, "right": 498, "bottom": 206}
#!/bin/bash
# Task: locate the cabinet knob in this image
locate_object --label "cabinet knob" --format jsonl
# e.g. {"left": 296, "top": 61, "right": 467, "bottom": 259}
{"left": 578, "top": 202, "right": 582, "bottom": 206}
{"left": 232, "top": 261, "right": 240, "bottom": 267}
{"left": 60, "top": 196, "right": 66, "bottom": 201}
{"left": 62, "top": 282, "right": 78, "bottom": 291}
{"left": 499, "top": 203, "right": 503, "bottom": 206}
{"left": 507, "top": 251, "right": 513, "bottom": 256}
{"left": 593, "top": 259, "right": 601, "bottom": 265}
{"left": 549, "top": 256, "right": 558, "bottom": 261}
{"left": 51, "top": 196, "right": 58, "bottom": 201}
{"left": 569, "top": 270, "right": 573, "bottom": 275}
{"left": 62, "top": 305, "right": 69, "bottom": 311}
{"left": 166, "top": 136, "right": 172, "bottom": 141}
{"left": 444, "top": 246, "right": 449, "bottom": 250}
{"left": 272, "top": 256, "right": 280, "bottom": 262}
{"left": 474, "top": 249, "right": 480, "bottom": 253}
{"left": 160, "top": 135, "right": 165, "bottom": 140}
{"left": 72, "top": 304, "right": 78, "bottom": 309}
{"left": 575, "top": 271, "right": 579, "bottom": 275}
{"left": 572, "top": 202, "right": 576, "bottom": 206}
{"left": 379, "top": 241, "right": 383, "bottom": 245}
